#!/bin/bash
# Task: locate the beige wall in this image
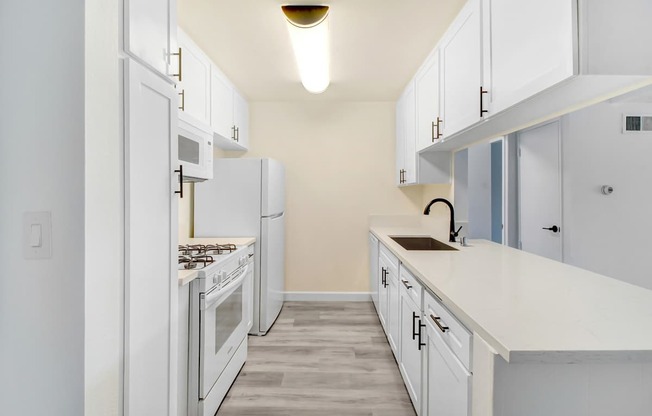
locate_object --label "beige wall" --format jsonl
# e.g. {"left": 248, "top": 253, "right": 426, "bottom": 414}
{"left": 179, "top": 101, "right": 450, "bottom": 292}
{"left": 247, "top": 101, "right": 449, "bottom": 292}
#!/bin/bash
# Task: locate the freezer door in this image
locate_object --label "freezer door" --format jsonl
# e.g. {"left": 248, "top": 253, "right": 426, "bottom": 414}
{"left": 262, "top": 158, "right": 286, "bottom": 217}
{"left": 194, "top": 158, "right": 262, "bottom": 237}
{"left": 260, "top": 213, "right": 285, "bottom": 332}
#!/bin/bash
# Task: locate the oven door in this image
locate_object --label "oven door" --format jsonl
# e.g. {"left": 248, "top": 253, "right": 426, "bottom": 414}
{"left": 178, "top": 122, "right": 213, "bottom": 182}
{"left": 199, "top": 264, "right": 249, "bottom": 399}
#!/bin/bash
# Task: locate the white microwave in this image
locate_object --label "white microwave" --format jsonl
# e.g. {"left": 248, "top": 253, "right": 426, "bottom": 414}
{"left": 178, "top": 121, "right": 213, "bottom": 182}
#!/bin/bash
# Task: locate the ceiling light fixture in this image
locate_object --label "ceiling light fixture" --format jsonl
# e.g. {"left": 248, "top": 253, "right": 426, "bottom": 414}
{"left": 281, "top": 5, "right": 330, "bottom": 94}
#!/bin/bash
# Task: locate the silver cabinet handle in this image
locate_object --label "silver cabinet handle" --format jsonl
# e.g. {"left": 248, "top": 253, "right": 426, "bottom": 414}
{"left": 430, "top": 314, "right": 449, "bottom": 333}
{"left": 171, "top": 47, "right": 182, "bottom": 81}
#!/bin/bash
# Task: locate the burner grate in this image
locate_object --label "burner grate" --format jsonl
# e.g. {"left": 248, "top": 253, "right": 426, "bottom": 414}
{"left": 177, "top": 243, "right": 238, "bottom": 268}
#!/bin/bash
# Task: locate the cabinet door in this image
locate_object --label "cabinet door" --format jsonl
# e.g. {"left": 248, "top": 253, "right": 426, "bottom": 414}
{"left": 369, "top": 233, "right": 379, "bottom": 312}
{"left": 441, "top": 0, "right": 483, "bottom": 137}
{"left": 426, "top": 325, "right": 470, "bottom": 416}
{"left": 387, "top": 269, "right": 400, "bottom": 355}
{"left": 416, "top": 51, "right": 442, "bottom": 150}
{"left": 233, "top": 89, "right": 249, "bottom": 149}
{"left": 124, "top": 58, "right": 178, "bottom": 416}
{"left": 178, "top": 30, "right": 211, "bottom": 129}
{"left": 403, "top": 82, "right": 417, "bottom": 185}
{"left": 485, "top": 0, "right": 575, "bottom": 113}
{"left": 395, "top": 97, "right": 406, "bottom": 186}
{"left": 400, "top": 294, "right": 422, "bottom": 413}
{"left": 124, "top": 0, "right": 177, "bottom": 82}
{"left": 245, "top": 263, "right": 254, "bottom": 331}
{"left": 378, "top": 258, "right": 389, "bottom": 331}
{"left": 211, "top": 67, "right": 235, "bottom": 142}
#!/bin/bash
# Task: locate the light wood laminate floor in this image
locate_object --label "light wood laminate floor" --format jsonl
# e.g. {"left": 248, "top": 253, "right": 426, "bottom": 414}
{"left": 216, "top": 302, "right": 417, "bottom": 416}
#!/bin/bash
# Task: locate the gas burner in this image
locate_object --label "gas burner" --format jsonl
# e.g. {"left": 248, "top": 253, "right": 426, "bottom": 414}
{"left": 179, "top": 254, "right": 215, "bottom": 270}
{"left": 178, "top": 243, "right": 238, "bottom": 257}
{"left": 205, "top": 244, "right": 237, "bottom": 255}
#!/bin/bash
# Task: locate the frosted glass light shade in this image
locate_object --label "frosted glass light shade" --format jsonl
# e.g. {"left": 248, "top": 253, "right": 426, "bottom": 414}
{"left": 283, "top": 6, "right": 330, "bottom": 94}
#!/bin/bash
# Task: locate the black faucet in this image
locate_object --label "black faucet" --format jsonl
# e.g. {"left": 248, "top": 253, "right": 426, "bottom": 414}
{"left": 423, "top": 198, "right": 461, "bottom": 243}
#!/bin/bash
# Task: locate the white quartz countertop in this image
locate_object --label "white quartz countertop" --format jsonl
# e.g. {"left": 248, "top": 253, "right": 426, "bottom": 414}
{"left": 371, "top": 225, "right": 652, "bottom": 364}
{"left": 178, "top": 237, "right": 256, "bottom": 286}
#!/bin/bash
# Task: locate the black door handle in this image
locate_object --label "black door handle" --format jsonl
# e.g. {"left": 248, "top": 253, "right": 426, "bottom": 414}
{"left": 542, "top": 225, "right": 560, "bottom": 233}
{"left": 412, "top": 311, "right": 419, "bottom": 340}
{"left": 417, "top": 319, "right": 426, "bottom": 350}
{"left": 174, "top": 165, "right": 183, "bottom": 198}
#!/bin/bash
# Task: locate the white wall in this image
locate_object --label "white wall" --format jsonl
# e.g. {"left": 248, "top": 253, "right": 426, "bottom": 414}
{"left": 0, "top": 0, "right": 85, "bottom": 414}
{"left": 562, "top": 100, "right": 652, "bottom": 289}
{"left": 85, "top": 0, "right": 122, "bottom": 414}
{"left": 245, "top": 101, "right": 450, "bottom": 293}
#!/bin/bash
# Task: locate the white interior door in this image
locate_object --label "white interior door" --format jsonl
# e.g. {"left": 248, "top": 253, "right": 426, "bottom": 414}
{"left": 124, "top": 58, "right": 178, "bottom": 416}
{"left": 518, "top": 120, "right": 562, "bottom": 261}
{"left": 260, "top": 213, "right": 285, "bottom": 333}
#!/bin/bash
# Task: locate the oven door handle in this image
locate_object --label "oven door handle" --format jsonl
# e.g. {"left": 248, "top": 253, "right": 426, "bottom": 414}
{"left": 201, "top": 264, "right": 250, "bottom": 311}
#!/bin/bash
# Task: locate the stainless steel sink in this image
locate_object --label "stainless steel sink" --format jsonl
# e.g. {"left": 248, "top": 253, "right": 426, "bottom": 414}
{"left": 390, "top": 236, "right": 458, "bottom": 251}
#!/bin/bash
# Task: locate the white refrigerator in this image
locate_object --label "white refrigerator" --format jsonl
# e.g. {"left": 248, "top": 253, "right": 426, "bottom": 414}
{"left": 194, "top": 158, "right": 285, "bottom": 335}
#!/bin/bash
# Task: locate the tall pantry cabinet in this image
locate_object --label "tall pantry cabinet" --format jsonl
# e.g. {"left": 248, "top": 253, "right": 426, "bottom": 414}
{"left": 123, "top": 1, "right": 180, "bottom": 415}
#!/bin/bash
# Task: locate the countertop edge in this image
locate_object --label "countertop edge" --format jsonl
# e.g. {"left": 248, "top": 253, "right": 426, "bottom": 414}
{"left": 370, "top": 227, "right": 652, "bottom": 364}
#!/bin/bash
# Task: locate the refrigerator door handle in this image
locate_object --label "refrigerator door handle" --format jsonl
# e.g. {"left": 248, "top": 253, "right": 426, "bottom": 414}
{"left": 264, "top": 213, "right": 284, "bottom": 220}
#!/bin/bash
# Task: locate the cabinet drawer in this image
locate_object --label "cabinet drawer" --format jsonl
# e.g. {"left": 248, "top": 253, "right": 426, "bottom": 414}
{"left": 424, "top": 291, "right": 471, "bottom": 370}
{"left": 399, "top": 266, "right": 423, "bottom": 310}
{"left": 379, "top": 244, "right": 399, "bottom": 276}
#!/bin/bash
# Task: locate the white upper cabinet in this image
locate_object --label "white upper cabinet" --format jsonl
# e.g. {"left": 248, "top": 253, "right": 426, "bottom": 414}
{"left": 210, "top": 74, "right": 249, "bottom": 151}
{"left": 441, "top": 0, "right": 484, "bottom": 137}
{"left": 416, "top": 51, "right": 443, "bottom": 150}
{"left": 233, "top": 89, "right": 250, "bottom": 149}
{"left": 178, "top": 30, "right": 211, "bottom": 131}
{"left": 124, "top": 0, "right": 177, "bottom": 83}
{"left": 175, "top": 30, "right": 250, "bottom": 151}
{"left": 396, "top": 96, "right": 406, "bottom": 186}
{"left": 413, "top": 0, "right": 652, "bottom": 152}
{"left": 484, "top": 0, "right": 575, "bottom": 114}
{"left": 396, "top": 81, "right": 418, "bottom": 186}
{"left": 210, "top": 67, "right": 235, "bottom": 142}
{"left": 403, "top": 82, "right": 417, "bottom": 185}
{"left": 397, "top": 78, "right": 452, "bottom": 187}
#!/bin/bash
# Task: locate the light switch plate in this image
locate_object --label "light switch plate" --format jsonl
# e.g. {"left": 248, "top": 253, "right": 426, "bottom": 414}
{"left": 23, "top": 211, "right": 52, "bottom": 259}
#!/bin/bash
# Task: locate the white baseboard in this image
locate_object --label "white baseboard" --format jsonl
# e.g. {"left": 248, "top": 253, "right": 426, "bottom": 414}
{"left": 284, "top": 291, "right": 371, "bottom": 302}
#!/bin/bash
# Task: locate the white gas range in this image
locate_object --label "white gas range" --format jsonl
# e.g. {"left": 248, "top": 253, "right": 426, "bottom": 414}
{"left": 179, "top": 242, "right": 254, "bottom": 416}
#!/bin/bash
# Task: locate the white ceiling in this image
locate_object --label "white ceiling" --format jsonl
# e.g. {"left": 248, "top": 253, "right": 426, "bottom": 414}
{"left": 178, "top": 0, "right": 466, "bottom": 101}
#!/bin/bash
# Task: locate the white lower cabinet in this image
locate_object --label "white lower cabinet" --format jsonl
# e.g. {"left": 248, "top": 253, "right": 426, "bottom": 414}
{"left": 387, "top": 267, "right": 400, "bottom": 355}
{"left": 425, "top": 316, "right": 471, "bottom": 416}
{"left": 374, "top": 242, "right": 471, "bottom": 416}
{"left": 399, "top": 286, "right": 424, "bottom": 414}
{"left": 378, "top": 256, "right": 389, "bottom": 330}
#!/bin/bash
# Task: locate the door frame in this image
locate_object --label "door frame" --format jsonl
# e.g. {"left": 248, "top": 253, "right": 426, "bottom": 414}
{"left": 516, "top": 118, "right": 564, "bottom": 261}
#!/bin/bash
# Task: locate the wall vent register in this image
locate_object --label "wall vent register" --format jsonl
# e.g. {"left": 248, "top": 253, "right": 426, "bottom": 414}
{"left": 623, "top": 115, "right": 652, "bottom": 132}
